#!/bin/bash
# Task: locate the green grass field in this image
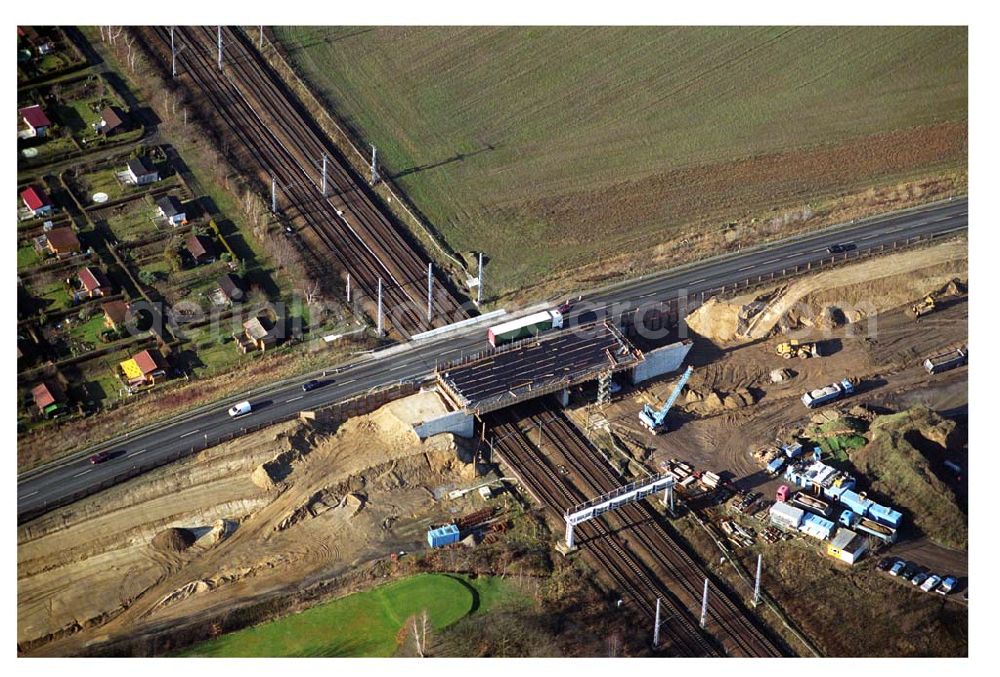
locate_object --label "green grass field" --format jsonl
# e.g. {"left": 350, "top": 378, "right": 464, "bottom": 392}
{"left": 275, "top": 26, "right": 967, "bottom": 295}
{"left": 180, "top": 573, "right": 516, "bottom": 657}
{"left": 17, "top": 245, "right": 40, "bottom": 270}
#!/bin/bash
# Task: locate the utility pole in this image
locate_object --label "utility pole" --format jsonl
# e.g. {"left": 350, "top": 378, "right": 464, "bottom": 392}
{"left": 369, "top": 144, "right": 379, "bottom": 185}
{"left": 321, "top": 154, "right": 328, "bottom": 197}
{"left": 259, "top": 25, "right": 264, "bottom": 50}
{"left": 753, "top": 554, "right": 762, "bottom": 607}
{"left": 376, "top": 278, "right": 384, "bottom": 336}
{"left": 346, "top": 273, "right": 351, "bottom": 303}
{"left": 426, "top": 262, "right": 433, "bottom": 323}
{"left": 217, "top": 26, "right": 223, "bottom": 71}
{"left": 700, "top": 578, "right": 709, "bottom": 629}
{"left": 477, "top": 252, "right": 484, "bottom": 305}
{"left": 652, "top": 597, "right": 662, "bottom": 648}
{"left": 170, "top": 27, "right": 176, "bottom": 78}
{"left": 270, "top": 176, "right": 277, "bottom": 213}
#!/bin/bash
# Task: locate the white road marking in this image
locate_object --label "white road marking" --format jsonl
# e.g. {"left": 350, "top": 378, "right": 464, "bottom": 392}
{"left": 179, "top": 429, "right": 200, "bottom": 438}
{"left": 738, "top": 265, "right": 754, "bottom": 272}
{"left": 286, "top": 395, "right": 303, "bottom": 403}
{"left": 19, "top": 491, "right": 38, "bottom": 501}
{"left": 341, "top": 378, "right": 356, "bottom": 385}
{"left": 762, "top": 258, "right": 782, "bottom": 265}
{"left": 390, "top": 363, "right": 409, "bottom": 371}
{"left": 128, "top": 449, "right": 147, "bottom": 457}
{"left": 690, "top": 278, "right": 707, "bottom": 284}
{"left": 73, "top": 469, "right": 93, "bottom": 478}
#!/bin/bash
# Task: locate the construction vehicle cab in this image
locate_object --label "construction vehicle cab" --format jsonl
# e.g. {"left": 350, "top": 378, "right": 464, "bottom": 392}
{"left": 910, "top": 294, "right": 937, "bottom": 319}
{"left": 776, "top": 339, "right": 821, "bottom": 359}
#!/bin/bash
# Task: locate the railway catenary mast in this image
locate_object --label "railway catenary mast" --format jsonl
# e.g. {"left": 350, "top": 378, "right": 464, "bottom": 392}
{"left": 142, "top": 26, "right": 470, "bottom": 336}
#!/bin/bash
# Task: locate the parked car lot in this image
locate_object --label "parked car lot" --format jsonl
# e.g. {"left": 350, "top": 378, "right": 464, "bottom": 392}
{"left": 881, "top": 557, "right": 963, "bottom": 598}
{"left": 921, "top": 575, "right": 942, "bottom": 593}
{"left": 938, "top": 576, "right": 958, "bottom": 595}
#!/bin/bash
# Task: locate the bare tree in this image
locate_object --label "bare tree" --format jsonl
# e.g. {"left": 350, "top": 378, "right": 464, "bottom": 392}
{"left": 303, "top": 279, "right": 322, "bottom": 305}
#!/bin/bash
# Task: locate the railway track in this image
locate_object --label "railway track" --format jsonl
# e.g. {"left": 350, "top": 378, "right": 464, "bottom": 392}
{"left": 137, "top": 26, "right": 469, "bottom": 338}
{"left": 527, "top": 400, "right": 783, "bottom": 657}
{"left": 489, "top": 407, "right": 719, "bottom": 657}
{"left": 489, "top": 401, "right": 785, "bottom": 657}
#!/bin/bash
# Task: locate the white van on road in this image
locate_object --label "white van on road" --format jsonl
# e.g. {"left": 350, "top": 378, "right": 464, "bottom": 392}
{"left": 228, "top": 401, "right": 252, "bottom": 418}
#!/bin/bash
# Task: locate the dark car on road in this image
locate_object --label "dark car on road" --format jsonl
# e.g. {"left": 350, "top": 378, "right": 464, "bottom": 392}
{"left": 827, "top": 242, "right": 856, "bottom": 254}
{"left": 302, "top": 379, "right": 323, "bottom": 392}
{"left": 89, "top": 451, "right": 112, "bottom": 464}
{"left": 877, "top": 557, "right": 897, "bottom": 572}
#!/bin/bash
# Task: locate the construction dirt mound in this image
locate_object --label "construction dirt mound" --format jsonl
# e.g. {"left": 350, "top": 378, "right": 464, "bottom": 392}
{"left": 151, "top": 527, "right": 196, "bottom": 553}
{"left": 684, "top": 239, "right": 967, "bottom": 343}
{"left": 683, "top": 386, "right": 755, "bottom": 415}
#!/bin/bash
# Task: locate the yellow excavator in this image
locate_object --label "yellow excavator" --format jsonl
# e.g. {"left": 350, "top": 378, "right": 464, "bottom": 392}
{"left": 910, "top": 294, "right": 937, "bottom": 319}
{"left": 776, "top": 339, "right": 821, "bottom": 359}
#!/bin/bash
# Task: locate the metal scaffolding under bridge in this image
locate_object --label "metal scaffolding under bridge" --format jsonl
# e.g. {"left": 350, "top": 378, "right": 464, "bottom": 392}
{"left": 564, "top": 473, "right": 676, "bottom": 549}
{"left": 436, "top": 321, "right": 644, "bottom": 415}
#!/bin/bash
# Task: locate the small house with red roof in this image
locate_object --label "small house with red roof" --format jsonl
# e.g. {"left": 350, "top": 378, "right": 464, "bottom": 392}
{"left": 31, "top": 380, "right": 68, "bottom": 417}
{"left": 78, "top": 267, "right": 112, "bottom": 298}
{"left": 19, "top": 104, "right": 51, "bottom": 138}
{"left": 21, "top": 185, "right": 52, "bottom": 217}
{"left": 120, "top": 348, "right": 168, "bottom": 386}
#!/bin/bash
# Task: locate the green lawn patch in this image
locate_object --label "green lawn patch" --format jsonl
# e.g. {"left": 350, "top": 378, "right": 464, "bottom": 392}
{"left": 66, "top": 312, "right": 109, "bottom": 347}
{"left": 191, "top": 333, "right": 243, "bottom": 374}
{"left": 105, "top": 203, "right": 160, "bottom": 242}
{"left": 17, "top": 245, "right": 40, "bottom": 270}
{"left": 180, "top": 573, "right": 513, "bottom": 657}
{"left": 35, "top": 280, "right": 70, "bottom": 310}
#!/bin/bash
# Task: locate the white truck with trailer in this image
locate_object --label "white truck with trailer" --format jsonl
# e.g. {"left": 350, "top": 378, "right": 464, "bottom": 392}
{"left": 801, "top": 379, "right": 855, "bottom": 409}
{"left": 923, "top": 347, "right": 968, "bottom": 375}
{"left": 487, "top": 309, "right": 564, "bottom": 347}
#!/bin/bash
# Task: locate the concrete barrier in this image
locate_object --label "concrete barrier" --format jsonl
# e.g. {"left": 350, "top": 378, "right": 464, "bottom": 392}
{"left": 412, "top": 410, "right": 475, "bottom": 439}
{"left": 631, "top": 340, "right": 694, "bottom": 385}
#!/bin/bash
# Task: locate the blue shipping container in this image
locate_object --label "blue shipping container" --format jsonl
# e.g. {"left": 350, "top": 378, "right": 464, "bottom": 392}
{"left": 868, "top": 503, "right": 903, "bottom": 528}
{"left": 839, "top": 490, "right": 873, "bottom": 516}
{"left": 767, "top": 456, "right": 786, "bottom": 475}
{"left": 427, "top": 524, "right": 460, "bottom": 548}
{"left": 783, "top": 443, "right": 803, "bottom": 459}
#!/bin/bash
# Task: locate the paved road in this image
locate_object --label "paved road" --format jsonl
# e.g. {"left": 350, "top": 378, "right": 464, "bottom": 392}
{"left": 17, "top": 198, "right": 967, "bottom": 520}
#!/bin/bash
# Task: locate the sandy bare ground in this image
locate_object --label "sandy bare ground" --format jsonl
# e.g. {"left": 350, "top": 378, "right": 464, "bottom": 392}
{"left": 18, "top": 389, "right": 481, "bottom": 655}
{"left": 686, "top": 238, "right": 966, "bottom": 343}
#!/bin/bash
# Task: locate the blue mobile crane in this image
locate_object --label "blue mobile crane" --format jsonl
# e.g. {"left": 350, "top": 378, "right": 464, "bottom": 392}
{"left": 639, "top": 365, "right": 694, "bottom": 433}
